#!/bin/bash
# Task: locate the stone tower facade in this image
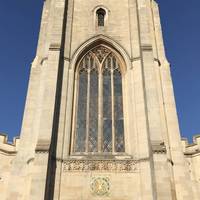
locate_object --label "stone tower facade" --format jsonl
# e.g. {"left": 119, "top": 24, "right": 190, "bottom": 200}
{"left": 0, "top": 0, "right": 200, "bottom": 200}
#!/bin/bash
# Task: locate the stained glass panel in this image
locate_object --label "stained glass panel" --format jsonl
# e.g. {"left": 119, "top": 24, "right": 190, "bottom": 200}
{"left": 103, "top": 119, "right": 112, "bottom": 152}
{"left": 115, "top": 120, "right": 124, "bottom": 152}
{"left": 75, "top": 71, "right": 88, "bottom": 152}
{"left": 114, "top": 70, "right": 125, "bottom": 152}
{"left": 88, "top": 69, "right": 98, "bottom": 152}
{"left": 74, "top": 46, "right": 125, "bottom": 154}
{"left": 103, "top": 69, "right": 112, "bottom": 152}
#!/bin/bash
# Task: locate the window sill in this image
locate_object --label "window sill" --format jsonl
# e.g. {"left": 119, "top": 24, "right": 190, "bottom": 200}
{"left": 68, "top": 153, "right": 133, "bottom": 160}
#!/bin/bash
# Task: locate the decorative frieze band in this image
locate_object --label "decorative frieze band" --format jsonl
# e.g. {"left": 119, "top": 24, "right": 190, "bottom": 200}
{"left": 63, "top": 159, "right": 138, "bottom": 173}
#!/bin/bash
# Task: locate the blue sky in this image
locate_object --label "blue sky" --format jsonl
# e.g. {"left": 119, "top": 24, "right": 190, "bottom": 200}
{"left": 0, "top": 1, "right": 199, "bottom": 143}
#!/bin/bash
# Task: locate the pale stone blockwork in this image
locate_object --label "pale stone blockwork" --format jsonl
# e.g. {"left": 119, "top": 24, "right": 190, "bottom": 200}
{"left": 0, "top": 0, "right": 199, "bottom": 199}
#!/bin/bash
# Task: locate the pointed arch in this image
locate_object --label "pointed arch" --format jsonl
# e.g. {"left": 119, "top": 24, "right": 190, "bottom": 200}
{"left": 69, "top": 35, "right": 131, "bottom": 72}
{"left": 71, "top": 40, "right": 127, "bottom": 154}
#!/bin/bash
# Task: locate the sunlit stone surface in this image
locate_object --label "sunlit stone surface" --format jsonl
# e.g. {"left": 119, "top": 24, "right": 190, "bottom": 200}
{"left": 0, "top": 0, "right": 199, "bottom": 200}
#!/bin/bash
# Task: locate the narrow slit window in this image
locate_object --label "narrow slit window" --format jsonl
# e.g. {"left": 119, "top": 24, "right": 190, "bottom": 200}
{"left": 97, "top": 8, "right": 106, "bottom": 27}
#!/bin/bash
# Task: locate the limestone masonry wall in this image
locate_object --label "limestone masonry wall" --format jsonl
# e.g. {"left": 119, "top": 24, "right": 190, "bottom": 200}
{"left": 181, "top": 135, "right": 200, "bottom": 192}
{"left": 0, "top": 132, "right": 200, "bottom": 199}
{"left": 0, "top": 133, "right": 20, "bottom": 200}
{"left": 182, "top": 134, "right": 200, "bottom": 155}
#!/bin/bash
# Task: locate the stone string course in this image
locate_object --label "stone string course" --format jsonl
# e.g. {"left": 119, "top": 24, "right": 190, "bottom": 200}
{"left": 1, "top": 133, "right": 200, "bottom": 156}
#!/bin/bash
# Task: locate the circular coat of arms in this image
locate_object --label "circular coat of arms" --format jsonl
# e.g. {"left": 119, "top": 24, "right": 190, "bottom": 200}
{"left": 90, "top": 177, "right": 110, "bottom": 196}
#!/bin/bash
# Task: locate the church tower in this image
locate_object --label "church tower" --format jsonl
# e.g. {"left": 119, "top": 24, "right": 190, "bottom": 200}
{"left": 2, "top": 0, "right": 200, "bottom": 200}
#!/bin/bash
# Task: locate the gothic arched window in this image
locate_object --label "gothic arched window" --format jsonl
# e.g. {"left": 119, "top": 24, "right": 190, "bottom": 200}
{"left": 73, "top": 45, "right": 125, "bottom": 154}
{"left": 96, "top": 8, "right": 106, "bottom": 27}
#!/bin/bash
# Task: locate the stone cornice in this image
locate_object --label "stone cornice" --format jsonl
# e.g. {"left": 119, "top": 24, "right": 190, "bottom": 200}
{"left": 0, "top": 148, "right": 17, "bottom": 155}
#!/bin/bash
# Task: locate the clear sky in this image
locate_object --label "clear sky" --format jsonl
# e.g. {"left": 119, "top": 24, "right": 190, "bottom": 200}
{"left": 0, "top": 1, "right": 199, "bottom": 143}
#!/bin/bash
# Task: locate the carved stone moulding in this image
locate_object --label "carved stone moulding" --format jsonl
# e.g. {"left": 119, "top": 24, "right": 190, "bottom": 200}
{"left": 63, "top": 159, "right": 138, "bottom": 173}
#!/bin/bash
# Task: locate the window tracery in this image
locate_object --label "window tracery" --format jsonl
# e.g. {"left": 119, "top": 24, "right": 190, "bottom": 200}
{"left": 74, "top": 45, "right": 125, "bottom": 154}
